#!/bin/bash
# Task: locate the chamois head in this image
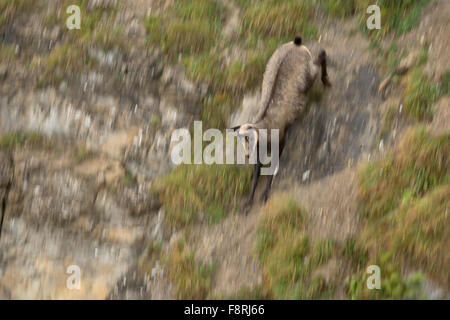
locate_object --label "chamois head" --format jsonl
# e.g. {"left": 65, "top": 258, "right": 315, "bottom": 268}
{"left": 232, "top": 123, "right": 259, "bottom": 158}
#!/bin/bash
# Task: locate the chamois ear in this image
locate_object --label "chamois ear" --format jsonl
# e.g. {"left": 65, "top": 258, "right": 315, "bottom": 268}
{"left": 230, "top": 125, "right": 241, "bottom": 132}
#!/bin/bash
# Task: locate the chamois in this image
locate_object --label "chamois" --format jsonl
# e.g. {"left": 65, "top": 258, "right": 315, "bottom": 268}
{"left": 233, "top": 36, "right": 331, "bottom": 214}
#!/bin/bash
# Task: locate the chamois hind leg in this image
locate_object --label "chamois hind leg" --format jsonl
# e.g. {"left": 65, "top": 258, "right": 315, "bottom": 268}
{"left": 315, "top": 50, "right": 331, "bottom": 87}
{"left": 261, "top": 175, "right": 274, "bottom": 204}
{"left": 242, "top": 161, "right": 262, "bottom": 214}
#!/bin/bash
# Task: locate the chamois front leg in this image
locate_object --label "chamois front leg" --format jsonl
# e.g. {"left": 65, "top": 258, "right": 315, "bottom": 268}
{"left": 242, "top": 162, "right": 261, "bottom": 214}
{"left": 260, "top": 138, "right": 284, "bottom": 204}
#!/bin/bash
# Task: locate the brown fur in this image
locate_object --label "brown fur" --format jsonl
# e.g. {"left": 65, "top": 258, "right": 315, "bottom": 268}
{"left": 253, "top": 42, "right": 319, "bottom": 143}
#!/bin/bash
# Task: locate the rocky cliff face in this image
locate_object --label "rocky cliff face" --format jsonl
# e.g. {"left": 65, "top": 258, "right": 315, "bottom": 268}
{"left": 0, "top": 57, "right": 206, "bottom": 299}
{"left": 0, "top": 0, "right": 207, "bottom": 299}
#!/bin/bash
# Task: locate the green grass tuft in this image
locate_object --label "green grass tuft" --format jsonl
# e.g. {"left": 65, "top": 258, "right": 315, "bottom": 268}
{"left": 164, "top": 238, "right": 215, "bottom": 299}
{"left": 378, "top": 104, "right": 398, "bottom": 141}
{"left": 74, "top": 145, "right": 92, "bottom": 163}
{"left": 322, "top": 0, "right": 358, "bottom": 18}
{"left": 358, "top": 128, "right": 449, "bottom": 289}
{"left": 145, "top": 0, "right": 224, "bottom": 60}
{"left": 153, "top": 164, "right": 252, "bottom": 227}
{"left": 376, "top": 0, "right": 430, "bottom": 35}
{"left": 0, "top": 43, "right": 15, "bottom": 62}
{"left": 359, "top": 128, "right": 449, "bottom": 219}
{"left": 255, "top": 194, "right": 337, "bottom": 299}
{"left": 240, "top": 0, "right": 318, "bottom": 42}
{"left": 439, "top": 71, "right": 450, "bottom": 96}
{"left": 0, "top": 131, "right": 46, "bottom": 151}
{"left": 359, "top": 0, "right": 430, "bottom": 39}
{"left": 121, "top": 169, "right": 135, "bottom": 187}
{"left": 403, "top": 68, "right": 440, "bottom": 121}
{"left": 346, "top": 263, "right": 427, "bottom": 299}
{"left": 37, "top": 43, "right": 95, "bottom": 88}
{"left": 341, "top": 238, "right": 368, "bottom": 269}
{"left": 321, "top": 0, "right": 430, "bottom": 40}
{"left": 36, "top": 0, "right": 126, "bottom": 88}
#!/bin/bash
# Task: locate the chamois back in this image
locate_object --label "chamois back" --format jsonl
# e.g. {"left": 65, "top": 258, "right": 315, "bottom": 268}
{"left": 253, "top": 38, "right": 319, "bottom": 140}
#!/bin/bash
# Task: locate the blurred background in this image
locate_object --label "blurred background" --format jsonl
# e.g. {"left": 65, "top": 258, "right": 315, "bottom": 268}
{"left": 0, "top": 0, "right": 448, "bottom": 299}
